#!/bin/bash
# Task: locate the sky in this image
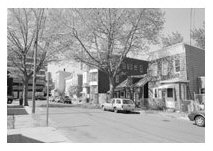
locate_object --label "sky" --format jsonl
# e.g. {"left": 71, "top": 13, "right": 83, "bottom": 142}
{"left": 162, "top": 8, "right": 205, "bottom": 45}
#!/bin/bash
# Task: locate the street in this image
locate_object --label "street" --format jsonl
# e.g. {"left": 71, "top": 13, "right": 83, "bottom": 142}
{"left": 33, "top": 101, "right": 205, "bottom": 143}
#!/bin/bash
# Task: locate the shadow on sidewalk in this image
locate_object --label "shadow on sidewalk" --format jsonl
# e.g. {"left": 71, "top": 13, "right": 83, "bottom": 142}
{"left": 7, "top": 134, "right": 44, "bottom": 143}
{"left": 7, "top": 105, "right": 28, "bottom": 116}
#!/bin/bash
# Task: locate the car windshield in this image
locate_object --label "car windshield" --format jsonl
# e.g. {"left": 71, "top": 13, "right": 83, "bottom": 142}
{"left": 122, "top": 99, "right": 133, "bottom": 104}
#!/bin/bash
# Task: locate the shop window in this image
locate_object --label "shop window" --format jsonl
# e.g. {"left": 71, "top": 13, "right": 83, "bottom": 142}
{"left": 174, "top": 59, "right": 180, "bottom": 73}
{"left": 167, "top": 88, "right": 173, "bottom": 98}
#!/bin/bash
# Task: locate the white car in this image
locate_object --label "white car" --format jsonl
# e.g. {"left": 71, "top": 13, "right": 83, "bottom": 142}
{"left": 101, "top": 98, "right": 135, "bottom": 113}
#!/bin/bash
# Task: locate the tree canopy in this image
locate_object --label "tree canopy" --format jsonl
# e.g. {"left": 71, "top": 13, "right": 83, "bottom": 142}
{"left": 161, "top": 31, "right": 183, "bottom": 48}
{"left": 191, "top": 23, "right": 205, "bottom": 49}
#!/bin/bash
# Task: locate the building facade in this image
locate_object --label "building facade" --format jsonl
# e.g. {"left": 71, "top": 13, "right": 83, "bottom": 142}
{"left": 148, "top": 43, "right": 205, "bottom": 111}
{"left": 7, "top": 58, "right": 47, "bottom": 99}
{"left": 83, "top": 57, "right": 149, "bottom": 104}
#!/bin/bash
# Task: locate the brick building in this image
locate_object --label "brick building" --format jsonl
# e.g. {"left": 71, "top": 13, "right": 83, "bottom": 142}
{"left": 83, "top": 57, "right": 149, "bottom": 104}
{"left": 148, "top": 43, "right": 205, "bottom": 111}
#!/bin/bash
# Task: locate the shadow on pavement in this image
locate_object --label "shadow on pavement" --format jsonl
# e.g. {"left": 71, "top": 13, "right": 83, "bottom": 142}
{"left": 7, "top": 105, "right": 28, "bottom": 115}
{"left": 7, "top": 134, "right": 44, "bottom": 143}
{"left": 7, "top": 108, "right": 28, "bottom": 115}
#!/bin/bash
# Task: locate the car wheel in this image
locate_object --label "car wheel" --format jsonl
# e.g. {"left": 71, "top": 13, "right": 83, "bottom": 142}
{"left": 102, "top": 106, "right": 106, "bottom": 111}
{"left": 114, "top": 107, "right": 118, "bottom": 113}
{"left": 7, "top": 99, "right": 12, "bottom": 104}
{"left": 195, "top": 116, "right": 205, "bottom": 127}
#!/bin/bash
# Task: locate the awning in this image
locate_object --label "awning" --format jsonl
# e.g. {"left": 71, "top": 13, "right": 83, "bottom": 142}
{"left": 115, "top": 79, "right": 130, "bottom": 89}
{"left": 156, "top": 84, "right": 175, "bottom": 89}
{"left": 160, "top": 78, "right": 189, "bottom": 84}
{"left": 133, "top": 76, "right": 151, "bottom": 87}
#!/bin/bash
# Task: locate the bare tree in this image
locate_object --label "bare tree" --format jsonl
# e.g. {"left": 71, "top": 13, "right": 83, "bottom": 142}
{"left": 7, "top": 8, "right": 59, "bottom": 106}
{"left": 50, "top": 8, "right": 165, "bottom": 97}
{"left": 161, "top": 31, "right": 183, "bottom": 48}
{"left": 191, "top": 22, "right": 205, "bottom": 49}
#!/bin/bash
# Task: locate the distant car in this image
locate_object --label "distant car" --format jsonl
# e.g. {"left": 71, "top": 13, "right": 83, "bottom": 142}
{"left": 55, "top": 96, "right": 64, "bottom": 103}
{"left": 63, "top": 96, "right": 72, "bottom": 104}
{"left": 188, "top": 111, "right": 205, "bottom": 127}
{"left": 7, "top": 95, "right": 13, "bottom": 104}
{"left": 101, "top": 98, "right": 135, "bottom": 113}
{"left": 35, "top": 95, "right": 46, "bottom": 100}
{"left": 49, "top": 96, "right": 55, "bottom": 102}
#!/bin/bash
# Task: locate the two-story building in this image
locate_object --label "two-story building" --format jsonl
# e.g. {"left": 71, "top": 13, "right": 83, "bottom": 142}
{"left": 83, "top": 57, "right": 149, "bottom": 104}
{"left": 148, "top": 43, "right": 205, "bottom": 111}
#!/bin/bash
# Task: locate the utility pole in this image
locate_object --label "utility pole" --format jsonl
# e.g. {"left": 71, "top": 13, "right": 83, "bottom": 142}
{"left": 46, "top": 72, "right": 50, "bottom": 126}
{"left": 32, "top": 14, "right": 39, "bottom": 114}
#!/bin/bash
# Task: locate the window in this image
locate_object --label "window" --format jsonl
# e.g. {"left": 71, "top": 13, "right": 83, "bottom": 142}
{"left": 153, "top": 88, "right": 158, "bottom": 98}
{"left": 123, "top": 99, "right": 134, "bottom": 104}
{"left": 90, "top": 72, "right": 98, "bottom": 82}
{"left": 162, "top": 61, "right": 168, "bottom": 75}
{"left": 112, "top": 99, "right": 115, "bottom": 104}
{"left": 167, "top": 88, "right": 173, "bottom": 98}
{"left": 151, "top": 63, "right": 157, "bottom": 76}
{"left": 139, "top": 65, "right": 143, "bottom": 73}
{"left": 129, "top": 64, "right": 133, "bottom": 70}
{"left": 127, "top": 64, "right": 130, "bottom": 70}
{"left": 120, "top": 91, "right": 125, "bottom": 97}
{"left": 174, "top": 59, "right": 180, "bottom": 73}
{"left": 115, "top": 75, "right": 119, "bottom": 83}
{"left": 116, "top": 99, "right": 121, "bottom": 104}
{"left": 134, "top": 64, "right": 138, "bottom": 71}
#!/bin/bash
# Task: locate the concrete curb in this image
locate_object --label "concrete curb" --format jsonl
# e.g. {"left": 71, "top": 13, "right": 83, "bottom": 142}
{"left": 139, "top": 110, "right": 189, "bottom": 121}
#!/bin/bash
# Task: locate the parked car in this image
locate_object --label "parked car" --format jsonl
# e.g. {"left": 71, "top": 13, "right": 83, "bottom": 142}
{"left": 101, "top": 98, "right": 135, "bottom": 113}
{"left": 63, "top": 96, "right": 72, "bottom": 104}
{"left": 49, "top": 96, "right": 55, "bottom": 102}
{"left": 55, "top": 96, "right": 64, "bottom": 103}
{"left": 188, "top": 111, "right": 205, "bottom": 127}
{"left": 7, "top": 95, "right": 13, "bottom": 104}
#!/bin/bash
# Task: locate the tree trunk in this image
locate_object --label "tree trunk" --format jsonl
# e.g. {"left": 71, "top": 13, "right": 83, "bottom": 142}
{"left": 109, "top": 76, "right": 115, "bottom": 99}
{"left": 23, "top": 79, "right": 29, "bottom": 106}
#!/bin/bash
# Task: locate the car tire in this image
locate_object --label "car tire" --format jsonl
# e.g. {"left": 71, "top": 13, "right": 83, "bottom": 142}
{"left": 195, "top": 116, "right": 205, "bottom": 127}
{"left": 7, "top": 99, "right": 12, "bottom": 104}
{"left": 114, "top": 107, "right": 118, "bottom": 113}
{"left": 102, "top": 106, "right": 106, "bottom": 111}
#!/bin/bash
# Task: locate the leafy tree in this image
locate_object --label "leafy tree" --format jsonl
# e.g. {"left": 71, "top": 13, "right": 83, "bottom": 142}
{"left": 161, "top": 31, "right": 183, "bottom": 48}
{"left": 191, "top": 23, "right": 205, "bottom": 49}
{"left": 68, "top": 85, "right": 81, "bottom": 98}
{"left": 7, "top": 8, "right": 59, "bottom": 106}
{"left": 50, "top": 8, "right": 165, "bottom": 98}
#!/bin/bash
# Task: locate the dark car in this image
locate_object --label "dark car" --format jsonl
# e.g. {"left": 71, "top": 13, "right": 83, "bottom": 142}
{"left": 188, "top": 111, "right": 205, "bottom": 127}
{"left": 63, "top": 96, "right": 72, "bottom": 104}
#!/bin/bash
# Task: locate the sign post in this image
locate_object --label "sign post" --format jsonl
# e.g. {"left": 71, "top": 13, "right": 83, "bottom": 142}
{"left": 46, "top": 72, "right": 50, "bottom": 126}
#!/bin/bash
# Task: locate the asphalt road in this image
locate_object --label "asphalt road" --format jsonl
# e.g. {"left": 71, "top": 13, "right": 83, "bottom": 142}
{"left": 35, "top": 105, "right": 204, "bottom": 143}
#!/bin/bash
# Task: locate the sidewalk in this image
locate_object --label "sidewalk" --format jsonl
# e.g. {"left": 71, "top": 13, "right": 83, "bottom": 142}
{"left": 138, "top": 109, "right": 189, "bottom": 120}
{"left": 7, "top": 106, "right": 71, "bottom": 143}
{"left": 8, "top": 127, "right": 71, "bottom": 143}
